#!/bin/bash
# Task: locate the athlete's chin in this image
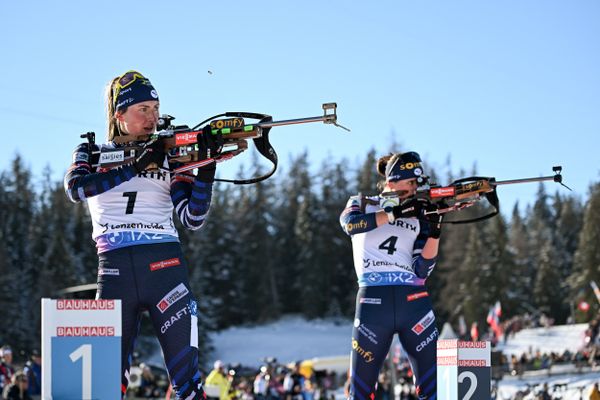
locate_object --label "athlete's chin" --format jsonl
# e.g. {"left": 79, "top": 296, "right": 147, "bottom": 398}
{"left": 127, "top": 130, "right": 153, "bottom": 138}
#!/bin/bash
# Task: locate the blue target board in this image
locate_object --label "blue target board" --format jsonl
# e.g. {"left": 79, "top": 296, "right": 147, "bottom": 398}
{"left": 42, "top": 299, "right": 122, "bottom": 400}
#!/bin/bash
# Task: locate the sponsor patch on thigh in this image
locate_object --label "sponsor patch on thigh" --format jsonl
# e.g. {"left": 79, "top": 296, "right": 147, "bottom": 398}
{"left": 156, "top": 283, "right": 189, "bottom": 313}
{"left": 407, "top": 291, "right": 428, "bottom": 301}
{"left": 411, "top": 310, "right": 435, "bottom": 335}
{"left": 150, "top": 257, "right": 181, "bottom": 271}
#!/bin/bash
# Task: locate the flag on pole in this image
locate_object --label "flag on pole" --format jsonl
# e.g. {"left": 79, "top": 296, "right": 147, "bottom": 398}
{"left": 486, "top": 301, "right": 503, "bottom": 339}
{"left": 494, "top": 300, "right": 502, "bottom": 318}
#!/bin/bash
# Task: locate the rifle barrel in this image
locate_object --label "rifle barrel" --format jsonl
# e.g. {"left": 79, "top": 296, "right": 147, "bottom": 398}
{"left": 491, "top": 175, "right": 559, "bottom": 186}
{"left": 255, "top": 115, "right": 334, "bottom": 128}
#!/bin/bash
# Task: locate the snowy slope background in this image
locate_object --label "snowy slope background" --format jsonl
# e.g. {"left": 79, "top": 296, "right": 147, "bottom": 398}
{"left": 209, "top": 316, "right": 352, "bottom": 367}
{"left": 203, "top": 316, "right": 599, "bottom": 399}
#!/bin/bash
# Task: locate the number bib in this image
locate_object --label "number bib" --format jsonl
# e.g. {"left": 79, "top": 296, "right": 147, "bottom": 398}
{"left": 351, "top": 200, "right": 423, "bottom": 286}
{"left": 87, "top": 169, "right": 179, "bottom": 253}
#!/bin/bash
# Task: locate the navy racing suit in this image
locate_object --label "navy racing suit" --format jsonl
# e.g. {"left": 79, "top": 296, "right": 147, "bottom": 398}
{"left": 340, "top": 194, "right": 439, "bottom": 400}
{"left": 65, "top": 141, "right": 210, "bottom": 399}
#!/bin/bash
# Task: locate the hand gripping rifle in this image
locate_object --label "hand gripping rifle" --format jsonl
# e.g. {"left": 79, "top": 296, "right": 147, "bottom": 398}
{"left": 380, "top": 166, "right": 570, "bottom": 224}
{"left": 81, "top": 103, "right": 349, "bottom": 184}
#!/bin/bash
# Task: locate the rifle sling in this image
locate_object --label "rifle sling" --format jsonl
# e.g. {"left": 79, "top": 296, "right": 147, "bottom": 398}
{"left": 215, "top": 115, "right": 278, "bottom": 185}
{"left": 445, "top": 180, "right": 500, "bottom": 224}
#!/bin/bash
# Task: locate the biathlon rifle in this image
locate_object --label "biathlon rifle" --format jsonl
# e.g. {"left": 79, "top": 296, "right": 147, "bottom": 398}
{"left": 380, "top": 166, "right": 571, "bottom": 224}
{"left": 80, "top": 103, "right": 349, "bottom": 184}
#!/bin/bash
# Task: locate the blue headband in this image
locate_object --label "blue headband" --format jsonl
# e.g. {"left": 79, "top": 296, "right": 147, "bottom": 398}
{"left": 113, "top": 71, "right": 159, "bottom": 112}
{"left": 385, "top": 152, "right": 424, "bottom": 182}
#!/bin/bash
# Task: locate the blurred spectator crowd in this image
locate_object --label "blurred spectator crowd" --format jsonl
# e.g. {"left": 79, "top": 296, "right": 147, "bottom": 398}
{"left": 0, "top": 311, "right": 598, "bottom": 399}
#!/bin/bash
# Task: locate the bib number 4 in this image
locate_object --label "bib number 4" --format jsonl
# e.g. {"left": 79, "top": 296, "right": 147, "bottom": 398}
{"left": 378, "top": 236, "right": 398, "bottom": 255}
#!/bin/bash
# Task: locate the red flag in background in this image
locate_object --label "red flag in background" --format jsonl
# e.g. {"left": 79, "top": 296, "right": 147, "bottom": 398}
{"left": 578, "top": 301, "right": 590, "bottom": 312}
{"left": 486, "top": 307, "right": 493, "bottom": 325}
{"left": 470, "top": 322, "right": 479, "bottom": 341}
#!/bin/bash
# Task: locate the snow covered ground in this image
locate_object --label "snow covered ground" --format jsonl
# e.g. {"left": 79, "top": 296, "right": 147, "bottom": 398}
{"left": 495, "top": 323, "right": 589, "bottom": 358}
{"left": 208, "top": 317, "right": 600, "bottom": 399}
{"left": 209, "top": 315, "right": 352, "bottom": 368}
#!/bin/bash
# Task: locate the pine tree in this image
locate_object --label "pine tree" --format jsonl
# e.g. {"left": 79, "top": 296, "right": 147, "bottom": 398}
{"left": 533, "top": 238, "right": 563, "bottom": 320}
{"left": 272, "top": 152, "right": 312, "bottom": 314}
{"left": 529, "top": 184, "right": 558, "bottom": 316}
{"left": 529, "top": 184, "right": 554, "bottom": 246}
{"left": 506, "top": 203, "right": 535, "bottom": 315}
{"left": 356, "top": 148, "right": 379, "bottom": 195}
{"left": 483, "top": 213, "right": 514, "bottom": 315}
{"left": 450, "top": 227, "right": 488, "bottom": 326}
{"left": 551, "top": 193, "right": 583, "bottom": 322}
{"left": 0, "top": 173, "right": 11, "bottom": 344}
{"left": 554, "top": 194, "right": 583, "bottom": 280}
{"left": 234, "top": 154, "right": 279, "bottom": 322}
{"left": 294, "top": 185, "right": 322, "bottom": 318}
{"left": 0, "top": 156, "right": 37, "bottom": 353}
{"left": 570, "top": 182, "right": 600, "bottom": 317}
{"left": 318, "top": 158, "right": 356, "bottom": 317}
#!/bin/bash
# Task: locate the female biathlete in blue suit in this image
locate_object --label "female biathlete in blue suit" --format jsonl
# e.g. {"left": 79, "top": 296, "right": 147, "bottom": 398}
{"left": 65, "top": 71, "right": 221, "bottom": 399}
{"left": 340, "top": 152, "right": 443, "bottom": 400}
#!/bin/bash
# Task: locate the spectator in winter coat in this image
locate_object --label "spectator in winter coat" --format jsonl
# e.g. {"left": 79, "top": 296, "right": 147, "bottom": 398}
{"left": 283, "top": 363, "right": 304, "bottom": 400}
{"left": 22, "top": 350, "right": 41, "bottom": 397}
{"left": 0, "top": 346, "right": 15, "bottom": 392}
{"left": 254, "top": 365, "right": 270, "bottom": 400}
{"left": 2, "top": 371, "right": 32, "bottom": 400}
{"left": 205, "top": 361, "right": 233, "bottom": 400}
{"left": 590, "top": 382, "right": 600, "bottom": 400}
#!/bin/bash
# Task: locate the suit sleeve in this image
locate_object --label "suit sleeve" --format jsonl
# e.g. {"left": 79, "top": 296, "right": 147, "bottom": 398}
{"left": 64, "top": 143, "right": 138, "bottom": 203}
{"left": 170, "top": 167, "right": 213, "bottom": 231}
{"left": 339, "top": 195, "right": 378, "bottom": 236}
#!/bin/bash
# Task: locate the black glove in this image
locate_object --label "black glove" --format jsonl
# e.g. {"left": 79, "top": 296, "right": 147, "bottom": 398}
{"left": 133, "top": 140, "right": 164, "bottom": 172}
{"left": 425, "top": 203, "right": 444, "bottom": 239}
{"left": 197, "top": 125, "right": 224, "bottom": 160}
{"left": 391, "top": 198, "right": 429, "bottom": 219}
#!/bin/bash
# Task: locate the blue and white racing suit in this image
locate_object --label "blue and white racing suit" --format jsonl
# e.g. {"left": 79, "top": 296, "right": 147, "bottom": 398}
{"left": 65, "top": 141, "right": 210, "bottom": 399}
{"left": 340, "top": 194, "right": 439, "bottom": 400}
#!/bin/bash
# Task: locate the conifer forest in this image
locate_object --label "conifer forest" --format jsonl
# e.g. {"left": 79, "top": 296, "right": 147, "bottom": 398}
{"left": 0, "top": 151, "right": 598, "bottom": 362}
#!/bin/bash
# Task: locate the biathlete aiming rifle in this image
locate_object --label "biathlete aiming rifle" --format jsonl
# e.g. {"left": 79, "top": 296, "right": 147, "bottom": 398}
{"left": 81, "top": 103, "right": 350, "bottom": 185}
{"left": 380, "top": 166, "right": 570, "bottom": 224}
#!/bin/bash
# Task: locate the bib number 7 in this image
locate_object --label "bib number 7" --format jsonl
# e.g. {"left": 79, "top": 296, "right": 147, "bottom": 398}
{"left": 123, "top": 192, "right": 138, "bottom": 214}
